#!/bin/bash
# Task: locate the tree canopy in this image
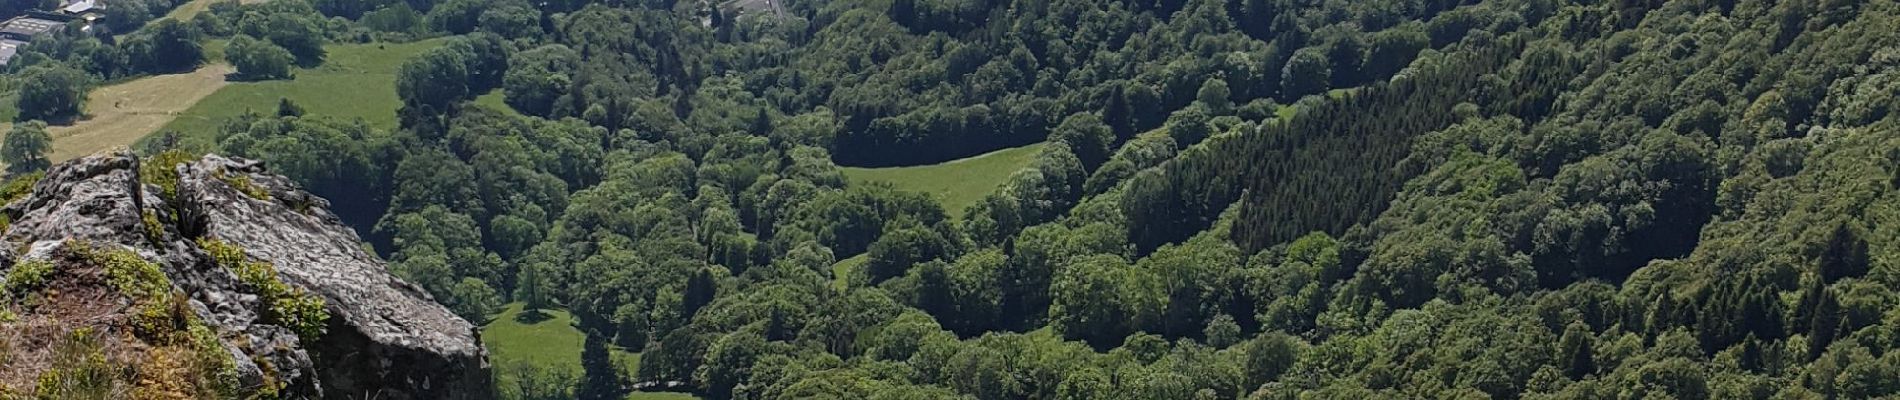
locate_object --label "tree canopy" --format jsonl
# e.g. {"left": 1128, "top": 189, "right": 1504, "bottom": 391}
{"left": 86, "top": 0, "right": 1900, "bottom": 399}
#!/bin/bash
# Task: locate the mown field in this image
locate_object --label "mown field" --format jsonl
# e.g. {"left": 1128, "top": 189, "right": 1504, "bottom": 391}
{"left": 35, "top": 64, "right": 235, "bottom": 162}
{"left": 483, "top": 303, "right": 700, "bottom": 400}
{"left": 839, "top": 142, "right": 1046, "bottom": 218}
{"left": 152, "top": 38, "right": 446, "bottom": 151}
{"left": 0, "top": 0, "right": 258, "bottom": 165}
{"left": 158, "top": 0, "right": 271, "bottom": 23}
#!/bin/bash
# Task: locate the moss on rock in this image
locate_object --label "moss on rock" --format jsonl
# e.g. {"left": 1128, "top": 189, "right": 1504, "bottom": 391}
{"left": 198, "top": 238, "right": 328, "bottom": 342}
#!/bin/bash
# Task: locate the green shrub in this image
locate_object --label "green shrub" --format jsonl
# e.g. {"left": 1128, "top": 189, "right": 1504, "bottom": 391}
{"left": 3, "top": 259, "right": 52, "bottom": 295}
{"left": 186, "top": 324, "right": 240, "bottom": 398}
{"left": 198, "top": 238, "right": 328, "bottom": 341}
{"left": 140, "top": 210, "right": 164, "bottom": 243}
{"left": 64, "top": 241, "right": 181, "bottom": 339}
{"left": 93, "top": 248, "right": 179, "bottom": 338}
{"left": 139, "top": 150, "right": 195, "bottom": 201}
{"left": 0, "top": 171, "right": 42, "bottom": 205}
{"left": 92, "top": 247, "right": 171, "bottom": 303}
{"left": 215, "top": 172, "right": 270, "bottom": 201}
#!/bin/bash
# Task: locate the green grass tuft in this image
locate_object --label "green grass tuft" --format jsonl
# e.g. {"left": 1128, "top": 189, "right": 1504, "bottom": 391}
{"left": 35, "top": 328, "right": 117, "bottom": 400}
{"left": 839, "top": 143, "right": 1046, "bottom": 218}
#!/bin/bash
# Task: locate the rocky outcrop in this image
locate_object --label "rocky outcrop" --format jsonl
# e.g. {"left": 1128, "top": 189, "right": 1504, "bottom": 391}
{"left": 0, "top": 153, "right": 492, "bottom": 399}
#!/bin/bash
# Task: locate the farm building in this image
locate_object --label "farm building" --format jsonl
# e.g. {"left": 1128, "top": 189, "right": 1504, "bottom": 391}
{"left": 0, "top": 13, "right": 82, "bottom": 66}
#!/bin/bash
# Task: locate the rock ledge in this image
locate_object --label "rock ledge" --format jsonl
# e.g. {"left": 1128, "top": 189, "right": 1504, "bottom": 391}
{"left": 0, "top": 153, "right": 493, "bottom": 399}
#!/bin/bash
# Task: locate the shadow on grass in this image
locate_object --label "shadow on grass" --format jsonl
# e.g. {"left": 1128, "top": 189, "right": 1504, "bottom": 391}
{"left": 514, "top": 308, "right": 554, "bottom": 324}
{"left": 222, "top": 72, "right": 295, "bottom": 82}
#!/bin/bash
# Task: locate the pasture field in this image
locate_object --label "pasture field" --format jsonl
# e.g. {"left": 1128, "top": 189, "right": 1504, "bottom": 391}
{"left": 17, "top": 63, "right": 235, "bottom": 163}
{"left": 483, "top": 303, "right": 699, "bottom": 400}
{"left": 153, "top": 38, "right": 446, "bottom": 151}
{"left": 839, "top": 142, "right": 1047, "bottom": 218}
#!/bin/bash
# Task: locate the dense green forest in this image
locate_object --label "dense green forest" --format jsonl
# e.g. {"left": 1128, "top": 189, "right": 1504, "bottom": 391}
{"left": 8, "top": 0, "right": 1900, "bottom": 398}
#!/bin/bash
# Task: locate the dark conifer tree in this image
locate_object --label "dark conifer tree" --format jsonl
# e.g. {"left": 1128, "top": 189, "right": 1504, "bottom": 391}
{"left": 1559, "top": 321, "right": 1595, "bottom": 379}
{"left": 1807, "top": 288, "right": 1842, "bottom": 361}
{"left": 576, "top": 333, "right": 622, "bottom": 400}
{"left": 749, "top": 108, "right": 773, "bottom": 136}
{"left": 1819, "top": 222, "right": 1869, "bottom": 281}
{"left": 681, "top": 268, "right": 717, "bottom": 318}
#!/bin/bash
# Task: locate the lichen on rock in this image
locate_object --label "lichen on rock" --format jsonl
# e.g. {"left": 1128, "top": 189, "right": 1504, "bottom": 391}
{"left": 0, "top": 153, "right": 493, "bottom": 399}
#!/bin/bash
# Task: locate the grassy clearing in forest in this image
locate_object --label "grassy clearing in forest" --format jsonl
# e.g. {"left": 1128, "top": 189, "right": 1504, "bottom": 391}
{"left": 840, "top": 142, "right": 1046, "bottom": 218}
{"left": 483, "top": 303, "right": 587, "bottom": 380}
{"left": 473, "top": 90, "right": 524, "bottom": 117}
{"left": 831, "top": 254, "right": 867, "bottom": 290}
{"left": 153, "top": 38, "right": 446, "bottom": 151}
{"left": 483, "top": 303, "right": 698, "bottom": 400}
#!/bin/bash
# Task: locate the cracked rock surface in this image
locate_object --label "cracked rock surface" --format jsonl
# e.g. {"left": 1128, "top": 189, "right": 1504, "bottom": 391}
{"left": 0, "top": 153, "right": 493, "bottom": 399}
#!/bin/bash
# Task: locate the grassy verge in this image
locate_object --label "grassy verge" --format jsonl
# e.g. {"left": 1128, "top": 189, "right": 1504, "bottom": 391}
{"left": 839, "top": 142, "right": 1046, "bottom": 218}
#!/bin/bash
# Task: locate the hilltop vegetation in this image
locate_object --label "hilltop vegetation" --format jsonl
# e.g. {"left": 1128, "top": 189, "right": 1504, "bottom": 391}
{"left": 6, "top": 0, "right": 1900, "bottom": 398}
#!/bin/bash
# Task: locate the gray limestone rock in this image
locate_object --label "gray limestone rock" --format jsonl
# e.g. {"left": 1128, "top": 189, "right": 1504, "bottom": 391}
{"left": 0, "top": 152, "right": 493, "bottom": 399}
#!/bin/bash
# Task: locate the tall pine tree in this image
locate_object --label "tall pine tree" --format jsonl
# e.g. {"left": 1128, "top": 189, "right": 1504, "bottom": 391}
{"left": 515, "top": 262, "right": 554, "bottom": 316}
{"left": 577, "top": 333, "right": 622, "bottom": 400}
{"left": 1807, "top": 287, "right": 1842, "bottom": 361}
{"left": 681, "top": 268, "right": 717, "bottom": 318}
{"left": 1819, "top": 221, "right": 1869, "bottom": 281}
{"left": 1559, "top": 321, "right": 1596, "bottom": 379}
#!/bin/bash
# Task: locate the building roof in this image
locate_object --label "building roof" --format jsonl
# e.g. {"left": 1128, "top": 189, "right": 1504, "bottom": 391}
{"left": 0, "top": 17, "right": 62, "bottom": 39}
{"left": 0, "top": 39, "right": 27, "bottom": 66}
{"left": 62, "top": 0, "right": 96, "bottom": 14}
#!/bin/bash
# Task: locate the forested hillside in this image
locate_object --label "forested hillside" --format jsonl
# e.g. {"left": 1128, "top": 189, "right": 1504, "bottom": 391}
{"left": 8, "top": 0, "right": 1900, "bottom": 398}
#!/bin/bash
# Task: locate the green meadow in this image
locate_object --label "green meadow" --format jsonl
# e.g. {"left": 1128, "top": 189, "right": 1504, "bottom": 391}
{"left": 482, "top": 303, "right": 700, "bottom": 400}
{"left": 839, "top": 142, "right": 1046, "bottom": 218}
{"left": 152, "top": 39, "right": 447, "bottom": 151}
